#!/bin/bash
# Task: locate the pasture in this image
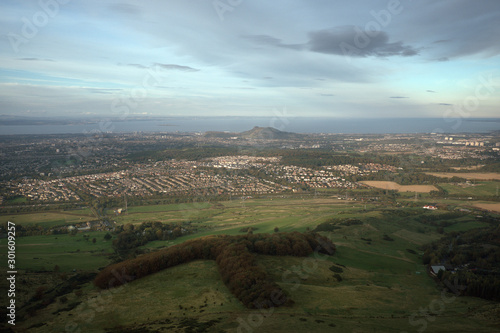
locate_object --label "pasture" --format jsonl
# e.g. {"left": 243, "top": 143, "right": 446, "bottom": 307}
{"left": 0, "top": 210, "right": 94, "bottom": 228}
{"left": 0, "top": 231, "right": 113, "bottom": 272}
{"left": 13, "top": 197, "right": 500, "bottom": 332}
{"left": 439, "top": 181, "right": 499, "bottom": 198}
{"left": 426, "top": 172, "right": 500, "bottom": 180}
{"left": 360, "top": 181, "right": 438, "bottom": 193}
{"left": 472, "top": 202, "right": 500, "bottom": 213}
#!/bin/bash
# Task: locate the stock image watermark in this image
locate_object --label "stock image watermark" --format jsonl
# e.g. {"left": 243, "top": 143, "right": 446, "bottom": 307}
{"left": 340, "top": 0, "right": 404, "bottom": 61}
{"left": 65, "top": 268, "right": 134, "bottom": 333}
{"left": 236, "top": 236, "right": 335, "bottom": 333}
{"left": 66, "top": 63, "right": 169, "bottom": 165}
{"left": 443, "top": 72, "right": 498, "bottom": 130}
{"left": 6, "top": 221, "right": 17, "bottom": 326}
{"left": 403, "top": 278, "right": 466, "bottom": 333}
{"left": 7, "top": 0, "right": 71, "bottom": 53}
{"left": 213, "top": 0, "right": 243, "bottom": 21}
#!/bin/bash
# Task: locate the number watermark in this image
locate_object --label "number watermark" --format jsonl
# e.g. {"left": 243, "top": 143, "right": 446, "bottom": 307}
{"left": 6, "top": 221, "right": 17, "bottom": 326}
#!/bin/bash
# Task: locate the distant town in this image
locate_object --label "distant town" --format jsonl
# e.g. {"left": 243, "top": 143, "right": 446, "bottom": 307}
{"left": 1, "top": 128, "right": 499, "bottom": 206}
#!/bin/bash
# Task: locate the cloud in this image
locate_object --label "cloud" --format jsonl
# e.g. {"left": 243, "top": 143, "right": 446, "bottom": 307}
{"left": 222, "top": 87, "right": 256, "bottom": 90}
{"left": 123, "top": 63, "right": 199, "bottom": 72}
{"left": 438, "top": 103, "right": 453, "bottom": 106}
{"left": 432, "top": 40, "right": 451, "bottom": 44}
{"left": 19, "top": 58, "right": 54, "bottom": 62}
{"left": 426, "top": 90, "right": 436, "bottom": 93}
{"left": 307, "top": 26, "right": 419, "bottom": 57}
{"left": 243, "top": 28, "right": 419, "bottom": 59}
{"left": 320, "top": 93, "right": 334, "bottom": 97}
{"left": 154, "top": 63, "right": 200, "bottom": 72}
{"left": 122, "top": 63, "right": 147, "bottom": 69}
{"left": 390, "top": 96, "right": 409, "bottom": 99}
{"left": 241, "top": 35, "right": 305, "bottom": 51}
{"left": 108, "top": 3, "right": 142, "bottom": 17}
{"left": 85, "top": 88, "right": 122, "bottom": 94}
{"left": 410, "top": 0, "right": 500, "bottom": 59}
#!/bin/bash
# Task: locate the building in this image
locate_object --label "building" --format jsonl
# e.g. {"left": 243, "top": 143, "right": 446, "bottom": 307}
{"left": 430, "top": 265, "right": 446, "bottom": 276}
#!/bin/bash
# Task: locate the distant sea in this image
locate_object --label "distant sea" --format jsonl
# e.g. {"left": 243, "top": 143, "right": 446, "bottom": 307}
{"left": 0, "top": 117, "right": 499, "bottom": 135}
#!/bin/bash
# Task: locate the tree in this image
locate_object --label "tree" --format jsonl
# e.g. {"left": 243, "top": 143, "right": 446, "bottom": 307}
{"left": 34, "top": 286, "right": 46, "bottom": 300}
{"left": 95, "top": 232, "right": 336, "bottom": 308}
{"left": 92, "top": 238, "right": 96, "bottom": 244}
{"left": 155, "top": 229, "right": 163, "bottom": 240}
{"left": 104, "top": 232, "right": 112, "bottom": 241}
{"left": 274, "top": 227, "right": 279, "bottom": 233}
{"left": 124, "top": 223, "right": 134, "bottom": 232}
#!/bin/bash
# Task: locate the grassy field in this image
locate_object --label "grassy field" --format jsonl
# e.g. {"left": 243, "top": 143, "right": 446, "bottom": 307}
{"left": 0, "top": 231, "right": 113, "bottom": 272}
{"left": 22, "top": 253, "right": 498, "bottom": 333}
{"left": 472, "top": 202, "right": 500, "bottom": 213}
{"left": 360, "top": 181, "right": 438, "bottom": 193}
{"left": 4, "top": 197, "right": 500, "bottom": 332}
{"left": 5, "top": 196, "right": 27, "bottom": 204}
{"left": 125, "top": 202, "right": 212, "bottom": 213}
{"left": 0, "top": 210, "right": 95, "bottom": 228}
{"left": 427, "top": 172, "right": 500, "bottom": 180}
{"left": 439, "top": 181, "right": 499, "bottom": 197}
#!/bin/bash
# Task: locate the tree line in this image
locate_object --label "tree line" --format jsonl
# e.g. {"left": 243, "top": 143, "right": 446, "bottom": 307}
{"left": 94, "top": 232, "right": 336, "bottom": 308}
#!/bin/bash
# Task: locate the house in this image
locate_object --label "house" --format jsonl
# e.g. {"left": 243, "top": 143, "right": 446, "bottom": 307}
{"left": 423, "top": 205, "right": 437, "bottom": 210}
{"left": 430, "top": 265, "right": 446, "bottom": 276}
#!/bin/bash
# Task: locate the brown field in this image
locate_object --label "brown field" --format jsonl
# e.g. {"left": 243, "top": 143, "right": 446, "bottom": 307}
{"left": 360, "top": 181, "right": 438, "bottom": 193}
{"left": 426, "top": 172, "right": 500, "bottom": 180}
{"left": 451, "top": 165, "right": 484, "bottom": 171}
{"left": 472, "top": 202, "right": 500, "bottom": 213}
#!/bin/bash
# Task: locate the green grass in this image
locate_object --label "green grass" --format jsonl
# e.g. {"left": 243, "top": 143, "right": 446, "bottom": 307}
{"left": 19, "top": 232, "right": 500, "bottom": 333}
{"left": 0, "top": 231, "right": 114, "bottom": 271}
{"left": 126, "top": 202, "right": 212, "bottom": 213}
{"left": 443, "top": 220, "right": 491, "bottom": 232}
{"left": 6, "top": 196, "right": 27, "bottom": 204}
{"left": 0, "top": 211, "right": 94, "bottom": 227}
{"left": 439, "top": 181, "right": 499, "bottom": 197}
{"left": 7, "top": 197, "right": 500, "bottom": 332}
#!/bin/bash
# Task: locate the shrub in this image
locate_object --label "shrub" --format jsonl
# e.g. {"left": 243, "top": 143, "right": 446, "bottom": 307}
{"left": 382, "top": 234, "right": 394, "bottom": 241}
{"left": 329, "top": 265, "right": 343, "bottom": 273}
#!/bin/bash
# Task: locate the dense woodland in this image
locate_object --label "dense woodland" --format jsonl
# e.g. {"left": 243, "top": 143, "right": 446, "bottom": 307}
{"left": 423, "top": 225, "right": 500, "bottom": 301}
{"left": 112, "top": 221, "right": 196, "bottom": 258}
{"left": 94, "top": 232, "right": 336, "bottom": 308}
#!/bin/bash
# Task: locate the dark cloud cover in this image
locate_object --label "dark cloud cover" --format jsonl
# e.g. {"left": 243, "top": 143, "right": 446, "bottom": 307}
{"left": 244, "top": 27, "right": 419, "bottom": 58}
{"left": 307, "top": 26, "right": 419, "bottom": 58}
{"left": 241, "top": 35, "right": 304, "bottom": 51}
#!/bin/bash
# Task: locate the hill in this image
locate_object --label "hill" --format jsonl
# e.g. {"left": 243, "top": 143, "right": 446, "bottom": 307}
{"left": 7, "top": 198, "right": 500, "bottom": 332}
{"left": 204, "top": 126, "right": 302, "bottom": 140}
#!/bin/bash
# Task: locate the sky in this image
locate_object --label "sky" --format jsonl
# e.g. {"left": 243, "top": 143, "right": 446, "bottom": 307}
{"left": 0, "top": 0, "right": 499, "bottom": 119}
